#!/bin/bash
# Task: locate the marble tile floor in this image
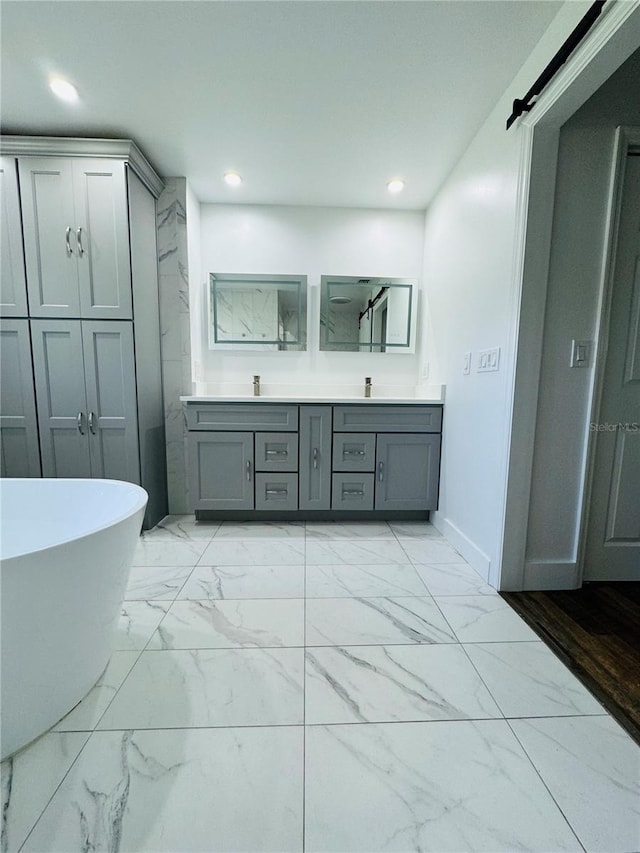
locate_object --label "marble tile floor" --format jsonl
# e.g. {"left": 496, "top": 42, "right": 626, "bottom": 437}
{"left": 2, "top": 518, "right": 639, "bottom": 853}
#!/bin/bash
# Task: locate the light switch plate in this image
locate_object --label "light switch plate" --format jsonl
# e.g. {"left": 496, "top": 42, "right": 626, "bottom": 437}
{"left": 477, "top": 347, "right": 500, "bottom": 372}
{"left": 463, "top": 352, "right": 471, "bottom": 375}
{"left": 570, "top": 339, "right": 591, "bottom": 368}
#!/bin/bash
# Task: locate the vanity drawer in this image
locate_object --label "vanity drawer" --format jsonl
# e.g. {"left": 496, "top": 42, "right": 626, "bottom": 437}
{"left": 332, "top": 405, "right": 442, "bottom": 433}
{"left": 255, "top": 432, "right": 298, "bottom": 471}
{"left": 254, "top": 473, "right": 298, "bottom": 511}
{"left": 331, "top": 473, "right": 374, "bottom": 510}
{"left": 332, "top": 433, "right": 375, "bottom": 472}
{"left": 186, "top": 403, "right": 298, "bottom": 432}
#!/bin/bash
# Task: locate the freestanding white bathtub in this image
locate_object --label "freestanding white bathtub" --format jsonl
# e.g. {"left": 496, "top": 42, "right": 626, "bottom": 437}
{"left": 0, "top": 478, "right": 148, "bottom": 760}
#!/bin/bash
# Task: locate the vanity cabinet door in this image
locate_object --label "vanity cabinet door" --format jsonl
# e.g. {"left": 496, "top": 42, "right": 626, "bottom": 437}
{"left": 299, "top": 405, "right": 331, "bottom": 510}
{"left": 0, "top": 319, "right": 41, "bottom": 476}
{"left": 0, "top": 158, "right": 28, "bottom": 317}
{"left": 375, "top": 433, "right": 441, "bottom": 511}
{"left": 188, "top": 431, "right": 254, "bottom": 510}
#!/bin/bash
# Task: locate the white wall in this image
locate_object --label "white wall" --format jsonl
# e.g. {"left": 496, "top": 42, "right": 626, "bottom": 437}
{"left": 194, "top": 204, "right": 425, "bottom": 393}
{"left": 419, "top": 1, "right": 598, "bottom": 583}
{"left": 524, "top": 48, "right": 640, "bottom": 587}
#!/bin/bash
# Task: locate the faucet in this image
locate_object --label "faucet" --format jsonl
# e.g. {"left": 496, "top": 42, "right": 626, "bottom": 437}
{"left": 253, "top": 375, "right": 261, "bottom": 397}
{"left": 364, "top": 377, "right": 372, "bottom": 398}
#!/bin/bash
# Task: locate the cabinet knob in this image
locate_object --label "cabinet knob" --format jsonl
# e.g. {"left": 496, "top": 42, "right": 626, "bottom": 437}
{"left": 246, "top": 460, "right": 252, "bottom": 481}
{"left": 313, "top": 447, "right": 319, "bottom": 469}
{"left": 378, "top": 461, "right": 384, "bottom": 482}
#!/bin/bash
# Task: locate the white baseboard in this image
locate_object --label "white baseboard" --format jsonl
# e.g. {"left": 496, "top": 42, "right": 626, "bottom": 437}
{"left": 432, "top": 512, "right": 492, "bottom": 583}
{"left": 523, "top": 560, "right": 580, "bottom": 590}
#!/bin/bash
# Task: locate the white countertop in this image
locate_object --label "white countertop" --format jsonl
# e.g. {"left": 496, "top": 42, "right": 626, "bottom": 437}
{"left": 180, "top": 384, "right": 445, "bottom": 405}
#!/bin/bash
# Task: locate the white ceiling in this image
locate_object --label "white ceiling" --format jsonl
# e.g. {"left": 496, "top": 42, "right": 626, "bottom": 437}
{"left": 1, "top": 1, "right": 563, "bottom": 209}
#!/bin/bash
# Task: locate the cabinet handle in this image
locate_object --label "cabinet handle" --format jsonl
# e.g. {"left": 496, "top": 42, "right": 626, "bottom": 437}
{"left": 265, "top": 488, "right": 288, "bottom": 496}
{"left": 76, "top": 227, "right": 85, "bottom": 257}
{"left": 342, "top": 489, "right": 364, "bottom": 497}
{"left": 265, "top": 449, "right": 288, "bottom": 456}
{"left": 88, "top": 411, "right": 96, "bottom": 434}
{"left": 77, "top": 411, "right": 85, "bottom": 435}
{"left": 65, "top": 226, "right": 74, "bottom": 256}
{"left": 313, "top": 447, "right": 319, "bottom": 469}
{"left": 343, "top": 449, "right": 365, "bottom": 457}
{"left": 246, "top": 460, "right": 252, "bottom": 481}
{"left": 378, "top": 461, "right": 384, "bottom": 482}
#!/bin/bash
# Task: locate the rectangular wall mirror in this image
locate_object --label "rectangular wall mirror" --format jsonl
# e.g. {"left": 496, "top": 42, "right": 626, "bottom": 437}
{"left": 320, "top": 276, "right": 417, "bottom": 353}
{"left": 209, "top": 273, "right": 307, "bottom": 351}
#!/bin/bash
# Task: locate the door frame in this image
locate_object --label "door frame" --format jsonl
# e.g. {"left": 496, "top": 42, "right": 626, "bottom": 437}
{"left": 576, "top": 126, "right": 640, "bottom": 582}
{"left": 497, "top": 1, "right": 640, "bottom": 590}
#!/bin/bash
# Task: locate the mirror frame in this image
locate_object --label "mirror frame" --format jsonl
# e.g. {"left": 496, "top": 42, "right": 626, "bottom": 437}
{"left": 319, "top": 275, "right": 417, "bottom": 353}
{"left": 208, "top": 273, "right": 308, "bottom": 351}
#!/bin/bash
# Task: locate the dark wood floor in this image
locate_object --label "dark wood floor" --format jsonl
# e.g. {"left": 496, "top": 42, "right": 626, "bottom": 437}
{"left": 501, "top": 582, "right": 640, "bottom": 745}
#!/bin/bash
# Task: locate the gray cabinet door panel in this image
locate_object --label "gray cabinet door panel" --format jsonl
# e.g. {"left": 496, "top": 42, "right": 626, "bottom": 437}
{"left": 375, "top": 433, "right": 441, "bottom": 511}
{"left": 255, "top": 432, "right": 298, "bottom": 471}
{"left": 332, "top": 473, "right": 375, "bottom": 510}
{"left": 333, "top": 433, "right": 376, "bottom": 472}
{"left": 74, "top": 160, "right": 132, "bottom": 319}
{"left": 30, "top": 319, "right": 91, "bottom": 477}
{"left": 82, "top": 321, "right": 140, "bottom": 482}
{"left": 19, "top": 158, "right": 80, "bottom": 318}
{"left": 0, "top": 319, "right": 41, "bottom": 476}
{"left": 189, "top": 432, "right": 254, "bottom": 510}
{"left": 333, "top": 405, "right": 442, "bottom": 433}
{"left": 299, "top": 405, "right": 332, "bottom": 510}
{"left": 0, "top": 158, "right": 28, "bottom": 317}
{"left": 255, "top": 473, "right": 298, "bottom": 511}
{"left": 187, "top": 404, "right": 298, "bottom": 431}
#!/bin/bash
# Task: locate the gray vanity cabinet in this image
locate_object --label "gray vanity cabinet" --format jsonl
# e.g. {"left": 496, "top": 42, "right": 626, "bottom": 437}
{"left": 299, "top": 405, "right": 332, "bottom": 510}
{"left": 185, "top": 401, "right": 443, "bottom": 518}
{"left": 188, "top": 432, "right": 254, "bottom": 510}
{"left": 0, "top": 158, "right": 28, "bottom": 318}
{"left": 31, "top": 319, "right": 139, "bottom": 482}
{"left": 18, "top": 157, "right": 132, "bottom": 320}
{"left": 0, "top": 319, "right": 41, "bottom": 477}
{"left": 374, "top": 433, "right": 441, "bottom": 511}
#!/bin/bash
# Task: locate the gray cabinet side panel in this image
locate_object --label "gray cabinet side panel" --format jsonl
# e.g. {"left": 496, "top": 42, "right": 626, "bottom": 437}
{"left": 74, "top": 159, "right": 132, "bottom": 319}
{"left": 18, "top": 157, "right": 80, "bottom": 318}
{"left": 375, "top": 433, "right": 441, "bottom": 511}
{"left": 30, "top": 319, "right": 91, "bottom": 477}
{"left": 299, "top": 405, "right": 331, "bottom": 510}
{"left": 128, "top": 170, "right": 167, "bottom": 527}
{"left": 0, "top": 158, "right": 28, "bottom": 317}
{"left": 188, "top": 432, "right": 254, "bottom": 510}
{"left": 0, "top": 319, "right": 41, "bottom": 476}
{"left": 82, "top": 320, "right": 140, "bottom": 485}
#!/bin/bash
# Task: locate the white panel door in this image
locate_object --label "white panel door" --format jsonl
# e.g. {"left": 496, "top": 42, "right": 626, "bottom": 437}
{"left": 0, "top": 157, "right": 28, "bottom": 317}
{"left": 18, "top": 157, "right": 80, "bottom": 318}
{"left": 584, "top": 155, "right": 640, "bottom": 580}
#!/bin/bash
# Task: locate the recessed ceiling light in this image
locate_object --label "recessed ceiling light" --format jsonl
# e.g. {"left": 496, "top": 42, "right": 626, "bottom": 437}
{"left": 224, "top": 171, "right": 242, "bottom": 187}
{"left": 49, "top": 77, "right": 79, "bottom": 103}
{"left": 387, "top": 179, "right": 405, "bottom": 194}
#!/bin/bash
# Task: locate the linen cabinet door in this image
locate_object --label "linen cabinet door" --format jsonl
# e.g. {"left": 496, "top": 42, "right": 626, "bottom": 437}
{"left": 375, "top": 433, "right": 441, "bottom": 511}
{"left": 30, "top": 320, "right": 91, "bottom": 477}
{"left": 0, "top": 319, "right": 41, "bottom": 476}
{"left": 73, "top": 160, "right": 132, "bottom": 319}
{"left": 188, "top": 432, "right": 254, "bottom": 510}
{"left": 82, "top": 321, "right": 140, "bottom": 483}
{"left": 18, "top": 158, "right": 81, "bottom": 318}
{"left": 299, "top": 406, "right": 331, "bottom": 510}
{"left": 0, "top": 158, "right": 28, "bottom": 317}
